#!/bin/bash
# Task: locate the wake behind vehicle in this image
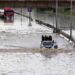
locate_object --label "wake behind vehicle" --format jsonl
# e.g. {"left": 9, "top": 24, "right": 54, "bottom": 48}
{"left": 40, "top": 35, "right": 58, "bottom": 49}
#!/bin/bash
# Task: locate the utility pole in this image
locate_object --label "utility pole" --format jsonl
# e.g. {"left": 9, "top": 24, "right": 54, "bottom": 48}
{"left": 55, "top": 0, "right": 58, "bottom": 33}
{"left": 70, "top": 0, "right": 72, "bottom": 40}
{"left": 21, "top": 7, "right": 22, "bottom": 26}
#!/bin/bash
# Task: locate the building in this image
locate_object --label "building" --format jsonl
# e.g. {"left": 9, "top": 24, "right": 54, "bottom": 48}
{"left": 0, "top": 0, "right": 75, "bottom": 8}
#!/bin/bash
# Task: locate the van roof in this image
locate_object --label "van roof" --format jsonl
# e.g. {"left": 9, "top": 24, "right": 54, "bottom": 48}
{"left": 4, "top": 7, "right": 13, "bottom": 11}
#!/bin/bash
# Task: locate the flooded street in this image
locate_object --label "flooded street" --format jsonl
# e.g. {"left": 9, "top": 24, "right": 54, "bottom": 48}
{"left": 0, "top": 8, "right": 73, "bottom": 49}
{"left": 0, "top": 8, "right": 74, "bottom": 75}
{"left": 0, "top": 49, "right": 75, "bottom": 75}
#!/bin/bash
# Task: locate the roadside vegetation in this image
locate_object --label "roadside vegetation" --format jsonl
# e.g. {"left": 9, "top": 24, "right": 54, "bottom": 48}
{"left": 36, "top": 7, "right": 75, "bottom": 16}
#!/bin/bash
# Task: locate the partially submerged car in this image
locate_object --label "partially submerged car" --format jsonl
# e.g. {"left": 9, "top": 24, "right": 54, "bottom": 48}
{"left": 40, "top": 35, "right": 58, "bottom": 49}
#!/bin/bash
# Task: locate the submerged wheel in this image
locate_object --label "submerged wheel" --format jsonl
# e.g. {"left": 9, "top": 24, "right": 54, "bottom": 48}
{"left": 54, "top": 45, "right": 58, "bottom": 49}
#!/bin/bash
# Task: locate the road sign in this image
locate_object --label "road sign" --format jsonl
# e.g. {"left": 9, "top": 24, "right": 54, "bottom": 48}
{"left": 28, "top": 7, "right": 32, "bottom": 12}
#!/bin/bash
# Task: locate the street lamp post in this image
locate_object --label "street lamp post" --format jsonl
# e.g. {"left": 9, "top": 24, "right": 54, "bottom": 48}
{"left": 70, "top": 0, "right": 72, "bottom": 40}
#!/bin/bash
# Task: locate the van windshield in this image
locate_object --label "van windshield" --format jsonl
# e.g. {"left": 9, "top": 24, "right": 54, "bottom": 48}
{"left": 4, "top": 11, "right": 14, "bottom": 15}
